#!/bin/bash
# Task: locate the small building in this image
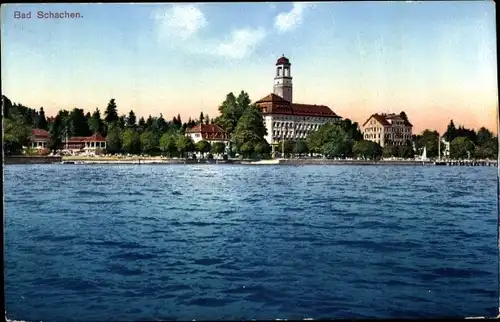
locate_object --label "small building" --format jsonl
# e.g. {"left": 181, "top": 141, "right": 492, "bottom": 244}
{"left": 185, "top": 124, "right": 230, "bottom": 155}
{"left": 61, "top": 133, "right": 106, "bottom": 154}
{"left": 30, "top": 129, "right": 50, "bottom": 149}
{"left": 361, "top": 113, "right": 413, "bottom": 147}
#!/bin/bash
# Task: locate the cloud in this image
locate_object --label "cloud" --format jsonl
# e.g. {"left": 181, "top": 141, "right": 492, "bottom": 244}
{"left": 274, "top": 2, "right": 313, "bottom": 33}
{"left": 214, "top": 28, "right": 267, "bottom": 59}
{"left": 153, "top": 4, "right": 207, "bottom": 40}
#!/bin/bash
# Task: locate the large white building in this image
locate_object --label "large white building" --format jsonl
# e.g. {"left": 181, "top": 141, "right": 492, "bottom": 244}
{"left": 255, "top": 56, "right": 341, "bottom": 149}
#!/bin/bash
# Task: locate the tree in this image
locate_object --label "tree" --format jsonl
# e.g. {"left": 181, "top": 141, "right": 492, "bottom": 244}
{"left": 216, "top": 91, "right": 251, "bottom": 135}
{"left": 36, "top": 107, "right": 48, "bottom": 130}
{"left": 211, "top": 142, "right": 226, "bottom": 156}
{"left": 450, "top": 137, "right": 475, "bottom": 159}
{"left": 398, "top": 144, "right": 415, "bottom": 159}
{"left": 382, "top": 145, "right": 398, "bottom": 158}
{"left": 105, "top": 123, "right": 122, "bottom": 154}
{"left": 199, "top": 112, "right": 204, "bottom": 125}
{"left": 127, "top": 110, "right": 137, "bottom": 129}
{"left": 233, "top": 105, "right": 267, "bottom": 150}
{"left": 239, "top": 142, "right": 254, "bottom": 158}
{"left": 254, "top": 140, "right": 271, "bottom": 157}
{"left": 415, "top": 129, "right": 439, "bottom": 158}
{"left": 338, "top": 119, "right": 363, "bottom": 142}
{"left": 122, "top": 129, "right": 141, "bottom": 154}
{"left": 118, "top": 115, "right": 126, "bottom": 130}
{"left": 196, "top": 140, "right": 211, "bottom": 157}
{"left": 278, "top": 140, "right": 294, "bottom": 157}
{"left": 4, "top": 117, "right": 31, "bottom": 155}
{"left": 104, "top": 99, "right": 119, "bottom": 124}
{"left": 140, "top": 131, "right": 159, "bottom": 153}
{"left": 89, "top": 108, "right": 104, "bottom": 135}
{"left": 176, "top": 135, "right": 195, "bottom": 158}
{"left": 138, "top": 117, "right": 146, "bottom": 132}
{"left": 476, "top": 127, "right": 493, "bottom": 147}
{"left": 48, "top": 115, "right": 63, "bottom": 152}
{"left": 2, "top": 95, "right": 13, "bottom": 118}
{"left": 157, "top": 114, "right": 168, "bottom": 133}
{"left": 306, "top": 123, "right": 352, "bottom": 158}
{"left": 353, "top": 140, "right": 382, "bottom": 160}
{"left": 69, "top": 108, "right": 90, "bottom": 136}
{"left": 204, "top": 114, "right": 210, "bottom": 125}
{"left": 443, "top": 120, "right": 458, "bottom": 142}
{"left": 294, "top": 140, "right": 309, "bottom": 157}
{"left": 159, "top": 134, "right": 178, "bottom": 157}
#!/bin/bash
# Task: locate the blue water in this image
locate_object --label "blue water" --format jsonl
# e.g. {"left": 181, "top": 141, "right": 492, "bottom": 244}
{"left": 4, "top": 164, "right": 499, "bottom": 321}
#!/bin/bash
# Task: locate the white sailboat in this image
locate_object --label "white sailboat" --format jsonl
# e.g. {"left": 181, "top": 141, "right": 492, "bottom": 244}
{"left": 421, "top": 146, "right": 428, "bottom": 161}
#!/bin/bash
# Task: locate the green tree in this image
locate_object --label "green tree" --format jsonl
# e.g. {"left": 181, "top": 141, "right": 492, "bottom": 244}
{"left": 353, "top": 140, "right": 382, "bottom": 160}
{"left": 159, "top": 134, "right": 178, "bottom": 157}
{"left": 306, "top": 123, "right": 352, "bottom": 158}
{"left": 239, "top": 142, "right": 254, "bottom": 158}
{"left": 69, "top": 108, "right": 90, "bottom": 136}
{"left": 443, "top": 120, "right": 458, "bottom": 142}
{"left": 415, "top": 129, "right": 439, "bottom": 158}
{"left": 48, "top": 115, "right": 63, "bottom": 152}
{"left": 104, "top": 99, "right": 119, "bottom": 124}
{"left": 105, "top": 123, "right": 122, "bottom": 154}
{"left": 140, "top": 131, "right": 159, "bottom": 153}
{"left": 199, "top": 112, "right": 204, "bottom": 125}
{"left": 294, "top": 140, "right": 309, "bottom": 157}
{"left": 138, "top": 117, "right": 146, "bottom": 132}
{"left": 278, "top": 140, "right": 294, "bottom": 157}
{"left": 127, "top": 110, "right": 137, "bottom": 129}
{"left": 450, "top": 137, "right": 475, "bottom": 159}
{"left": 398, "top": 144, "right": 415, "bottom": 159}
{"left": 254, "top": 140, "right": 271, "bottom": 157}
{"left": 215, "top": 91, "right": 251, "bottom": 135}
{"left": 196, "top": 140, "right": 211, "bottom": 157}
{"left": 2, "top": 95, "right": 13, "bottom": 118}
{"left": 4, "top": 117, "right": 31, "bottom": 155}
{"left": 122, "top": 129, "right": 141, "bottom": 154}
{"left": 211, "top": 142, "right": 226, "bottom": 155}
{"left": 338, "top": 119, "right": 363, "bottom": 142}
{"left": 176, "top": 135, "right": 195, "bottom": 158}
{"left": 233, "top": 105, "right": 267, "bottom": 150}
{"left": 36, "top": 107, "right": 48, "bottom": 130}
{"left": 89, "top": 108, "right": 104, "bottom": 134}
{"left": 476, "top": 127, "right": 494, "bottom": 147}
{"left": 382, "top": 145, "right": 398, "bottom": 158}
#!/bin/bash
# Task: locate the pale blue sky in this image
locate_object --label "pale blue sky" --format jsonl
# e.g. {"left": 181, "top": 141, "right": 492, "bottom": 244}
{"left": 1, "top": 2, "right": 497, "bottom": 132}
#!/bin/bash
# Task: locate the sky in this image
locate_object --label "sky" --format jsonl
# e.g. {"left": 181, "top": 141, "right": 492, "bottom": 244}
{"left": 1, "top": 1, "right": 498, "bottom": 134}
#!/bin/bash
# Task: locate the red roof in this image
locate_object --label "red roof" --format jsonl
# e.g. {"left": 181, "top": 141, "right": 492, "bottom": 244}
{"left": 63, "top": 133, "right": 106, "bottom": 143}
{"left": 362, "top": 113, "right": 413, "bottom": 127}
{"left": 31, "top": 128, "right": 49, "bottom": 138}
{"left": 255, "top": 93, "right": 340, "bottom": 118}
{"left": 276, "top": 56, "right": 291, "bottom": 66}
{"left": 186, "top": 124, "right": 229, "bottom": 141}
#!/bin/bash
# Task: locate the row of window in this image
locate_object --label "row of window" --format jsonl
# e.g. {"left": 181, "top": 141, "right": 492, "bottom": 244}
{"left": 364, "top": 126, "right": 411, "bottom": 133}
{"left": 272, "top": 122, "right": 321, "bottom": 130}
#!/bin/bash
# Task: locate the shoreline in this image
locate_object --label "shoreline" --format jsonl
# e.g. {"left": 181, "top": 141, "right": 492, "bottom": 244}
{"left": 4, "top": 156, "right": 497, "bottom": 167}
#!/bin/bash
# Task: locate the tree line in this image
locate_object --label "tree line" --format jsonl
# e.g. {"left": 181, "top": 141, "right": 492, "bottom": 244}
{"left": 2, "top": 93, "right": 498, "bottom": 160}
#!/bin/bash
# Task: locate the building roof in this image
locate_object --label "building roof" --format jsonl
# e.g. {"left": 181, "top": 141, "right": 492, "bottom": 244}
{"left": 255, "top": 93, "right": 340, "bottom": 118}
{"left": 276, "top": 56, "right": 291, "bottom": 66}
{"left": 31, "top": 128, "right": 49, "bottom": 138}
{"left": 362, "top": 113, "right": 413, "bottom": 127}
{"left": 186, "top": 124, "right": 229, "bottom": 141}
{"left": 63, "top": 133, "right": 106, "bottom": 143}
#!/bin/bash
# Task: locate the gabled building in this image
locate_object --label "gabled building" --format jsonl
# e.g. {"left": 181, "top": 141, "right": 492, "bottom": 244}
{"left": 361, "top": 112, "right": 413, "bottom": 147}
{"left": 30, "top": 129, "right": 50, "bottom": 149}
{"left": 186, "top": 124, "right": 230, "bottom": 145}
{"left": 255, "top": 56, "right": 341, "bottom": 148}
{"left": 61, "top": 133, "right": 107, "bottom": 153}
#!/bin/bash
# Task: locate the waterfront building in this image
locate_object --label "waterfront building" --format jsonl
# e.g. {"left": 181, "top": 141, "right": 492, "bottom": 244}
{"left": 61, "top": 133, "right": 107, "bottom": 153}
{"left": 29, "top": 129, "right": 50, "bottom": 149}
{"left": 255, "top": 56, "right": 341, "bottom": 150}
{"left": 186, "top": 124, "right": 230, "bottom": 156}
{"left": 361, "top": 112, "right": 413, "bottom": 147}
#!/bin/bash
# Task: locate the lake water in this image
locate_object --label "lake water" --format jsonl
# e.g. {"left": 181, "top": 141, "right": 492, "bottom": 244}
{"left": 4, "top": 164, "right": 499, "bottom": 321}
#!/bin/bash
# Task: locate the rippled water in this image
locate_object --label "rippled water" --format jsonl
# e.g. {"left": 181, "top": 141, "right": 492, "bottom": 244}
{"left": 4, "top": 164, "right": 499, "bottom": 321}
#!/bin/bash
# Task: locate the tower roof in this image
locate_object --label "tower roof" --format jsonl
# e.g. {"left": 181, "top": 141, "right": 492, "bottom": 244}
{"left": 276, "top": 55, "right": 291, "bottom": 66}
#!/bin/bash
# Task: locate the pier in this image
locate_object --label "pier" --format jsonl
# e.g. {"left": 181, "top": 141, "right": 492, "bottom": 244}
{"left": 434, "top": 160, "right": 497, "bottom": 167}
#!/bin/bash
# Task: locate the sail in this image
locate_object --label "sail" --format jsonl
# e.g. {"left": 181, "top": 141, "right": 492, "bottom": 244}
{"left": 421, "top": 147, "right": 427, "bottom": 161}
